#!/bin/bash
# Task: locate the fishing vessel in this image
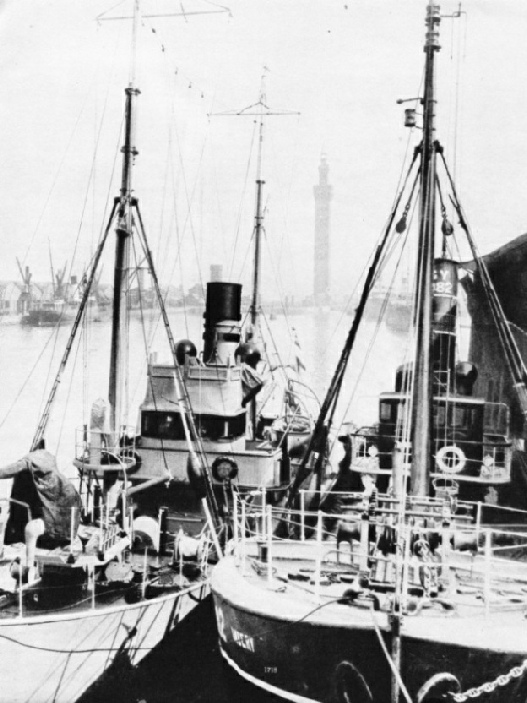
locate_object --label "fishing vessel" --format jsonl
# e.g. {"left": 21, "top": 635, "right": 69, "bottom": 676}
{"left": 0, "top": 3, "right": 318, "bottom": 699}
{"left": 130, "top": 78, "right": 315, "bottom": 523}
{"left": 212, "top": 4, "right": 527, "bottom": 702}
{"left": 0, "top": 6, "right": 218, "bottom": 702}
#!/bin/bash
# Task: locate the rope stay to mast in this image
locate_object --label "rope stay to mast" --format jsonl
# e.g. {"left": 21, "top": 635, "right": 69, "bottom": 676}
{"left": 30, "top": 200, "right": 119, "bottom": 451}
{"left": 283, "top": 149, "right": 422, "bottom": 510}
{"left": 438, "top": 149, "right": 527, "bottom": 417}
{"left": 134, "top": 203, "right": 221, "bottom": 527}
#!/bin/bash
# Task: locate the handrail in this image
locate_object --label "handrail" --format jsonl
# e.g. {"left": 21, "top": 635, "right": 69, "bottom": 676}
{"left": 231, "top": 504, "right": 527, "bottom": 617}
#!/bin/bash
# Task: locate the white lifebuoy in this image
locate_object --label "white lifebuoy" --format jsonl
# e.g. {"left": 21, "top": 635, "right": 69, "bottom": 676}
{"left": 435, "top": 445, "right": 466, "bottom": 474}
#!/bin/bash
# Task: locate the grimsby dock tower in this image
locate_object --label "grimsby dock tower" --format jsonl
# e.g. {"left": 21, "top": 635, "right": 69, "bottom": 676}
{"left": 313, "top": 154, "right": 332, "bottom": 306}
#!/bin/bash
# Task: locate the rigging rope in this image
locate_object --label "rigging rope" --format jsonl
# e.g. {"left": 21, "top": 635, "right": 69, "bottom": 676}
{"left": 284, "top": 148, "right": 421, "bottom": 509}
{"left": 130, "top": 232, "right": 171, "bottom": 473}
{"left": 439, "top": 149, "right": 527, "bottom": 416}
{"left": 229, "top": 122, "right": 258, "bottom": 281}
{"left": 135, "top": 202, "right": 221, "bottom": 526}
{"left": 30, "top": 200, "right": 119, "bottom": 451}
{"left": 54, "top": 324, "right": 84, "bottom": 457}
{"left": 335, "top": 200, "right": 417, "bottom": 454}
{"left": 370, "top": 605, "right": 414, "bottom": 703}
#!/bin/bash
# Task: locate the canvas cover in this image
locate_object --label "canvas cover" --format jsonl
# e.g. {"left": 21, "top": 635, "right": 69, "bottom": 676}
{"left": 2, "top": 450, "right": 81, "bottom": 546}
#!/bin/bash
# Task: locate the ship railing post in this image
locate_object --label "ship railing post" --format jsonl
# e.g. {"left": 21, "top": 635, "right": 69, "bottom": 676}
{"left": 241, "top": 499, "right": 245, "bottom": 574}
{"left": 261, "top": 488, "right": 266, "bottom": 541}
{"left": 476, "top": 501, "right": 482, "bottom": 544}
{"left": 121, "top": 490, "right": 127, "bottom": 533}
{"left": 179, "top": 538, "right": 184, "bottom": 582}
{"left": 314, "top": 510, "right": 322, "bottom": 602}
{"left": 233, "top": 492, "right": 239, "bottom": 565}
{"left": 141, "top": 547, "right": 148, "bottom": 600}
{"left": 241, "top": 498, "right": 246, "bottom": 574}
{"left": 18, "top": 564, "right": 23, "bottom": 619}
{"left": 129, "top": 506, "right": 134, "bottom": 542}
{"left": 70, "top": 506, "right": 76, "bottom": 554}
{"left": 484, "top": 529, "right": 492, "bottom": 616}
{"left": 359, "top": 504, "right": 370, "bottom": 574}
{"left": 267, "top": 505, "right": 273, "bottom": 586}
{"left": 87, "top": 481, "right": 94, "bottom": 523}
{"left": 300, "top": 490, "right": 305, "bottom": 541}
{"left": 98, "top": 496, "right": 104, "bottom": 549}
{"left": 91, "top": 565, "right": 96, "bottom": 609}
{"left": 157, "top": 507, "right": 165, "bottom": 553}
{"left": 401, "top": 521, "right": 412, "bottom": 612}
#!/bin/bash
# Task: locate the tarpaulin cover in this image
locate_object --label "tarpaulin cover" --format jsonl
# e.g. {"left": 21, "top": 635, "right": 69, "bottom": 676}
{"left": 1, "top": 450, "right": 81, "bottom": 546}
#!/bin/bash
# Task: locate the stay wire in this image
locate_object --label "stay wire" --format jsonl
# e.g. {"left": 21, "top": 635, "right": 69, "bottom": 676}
{"left": 130, "top": 229, "right": 170, "bottom": 472}
{"left": 335, "top": 210, "right": 415, "bottom": 449}
{"left": 285, "top": 150, "right": 421, "bottom": 507}
{"left": 135, "top": 202, "right": 221, "bottom": 524}
{"left": 64, "top": 33, "right": 123, "bottom": 298}
{"left": 440, "top": 151, "right": 527, "bottom": 387}
{"left": 20, "top": 42, "right": 114, "bottom": 268}
{"left": 30, "top": 200, "right": 119, "bottom": 450}
{"left": 229, "top": 123, "right": 258, "bottom": 281}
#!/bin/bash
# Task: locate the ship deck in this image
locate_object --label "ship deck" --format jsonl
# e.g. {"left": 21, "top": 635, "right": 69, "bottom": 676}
{"left": 0, "top": 541, "right": 208, "bottom": 622}
{"left": 212, "top": 539, "right": 527, "bottom": 654}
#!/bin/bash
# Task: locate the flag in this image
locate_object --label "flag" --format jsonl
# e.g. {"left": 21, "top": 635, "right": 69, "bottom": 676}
{"left": 291, "top": 327, "right": 306, "bottom": 373}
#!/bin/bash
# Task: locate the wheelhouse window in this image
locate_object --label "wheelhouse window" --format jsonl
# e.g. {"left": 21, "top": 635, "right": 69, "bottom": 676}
{"left": 380, "top": 402, "right": 393, "bottom": 422}
{"left": 380, "top": 398, "right": 483, "bottom": 441}
{"left": 141, "top": 411, "right": 185, "bottom": 440}
{"left": 434, "top": 402, "right": 480, "bottom": 433}
{"left": 196, "top": 414, "right": 245, "bottom": 441}
{"left": 142, "top": 411, "right": 246, "bottom": 441}
{"left": 379, "top": 399, "right": 409, "bottom": 440}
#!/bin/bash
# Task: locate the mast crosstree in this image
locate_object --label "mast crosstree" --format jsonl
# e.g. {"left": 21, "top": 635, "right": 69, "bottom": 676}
{"left": 211, "top": 73, "right": 299, "bottom": 343}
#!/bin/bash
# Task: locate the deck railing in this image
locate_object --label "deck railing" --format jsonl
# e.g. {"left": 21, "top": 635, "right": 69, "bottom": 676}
{"left": 74, "top": 425, "right": 137, "bottom": 471}
{"left": 230, "top": 491, "right": 527, "bottom": 613}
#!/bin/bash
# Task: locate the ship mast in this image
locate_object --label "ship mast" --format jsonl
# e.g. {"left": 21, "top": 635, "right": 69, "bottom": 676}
{"left": 410, "top": 1, "right": 441, "bottom": 496}
{"left": 249, "top": 74, "right": 267, "bottom": 339}
{"left": 212, "top": 75, "right": 298, "bottom": 338}
{"left": 109, "top": 0, "right": 140, "bottom": 432}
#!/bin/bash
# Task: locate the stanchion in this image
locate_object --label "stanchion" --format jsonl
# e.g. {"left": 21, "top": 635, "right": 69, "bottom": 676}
{"left": 267, "top": 506, "right": 273, "bottom": 586}
{"left": 314, "top": 511, "right": 322, "bottom": 601}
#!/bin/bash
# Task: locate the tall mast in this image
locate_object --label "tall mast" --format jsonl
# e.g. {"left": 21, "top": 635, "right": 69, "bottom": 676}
{"left": 249, "top": 73, "right": 267, "bottom": 338}
{"left": 210, "top": 74, "right": 298, "bottom": 339}
{"left": 410, "top": 1, "right": 441, "bottom": 496}
{"left": 109, "top": 0, "right": 140, "bottom": 432}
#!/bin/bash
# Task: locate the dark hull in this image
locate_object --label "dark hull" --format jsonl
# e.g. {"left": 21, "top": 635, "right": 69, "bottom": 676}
{"left": 212, "top": 559, "right": 527, "bottom": 703}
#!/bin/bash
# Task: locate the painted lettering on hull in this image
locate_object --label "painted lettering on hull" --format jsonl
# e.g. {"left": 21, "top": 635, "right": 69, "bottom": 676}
{"left": 232, "top": 626, "right": 255, "bottom": 653}
{"left": 214, "top": 603, "right": 256, "bottom": 653}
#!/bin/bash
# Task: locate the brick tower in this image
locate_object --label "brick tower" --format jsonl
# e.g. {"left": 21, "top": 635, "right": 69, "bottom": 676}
{"left": 313, "top": 154, "right": 332, "bottom": 306}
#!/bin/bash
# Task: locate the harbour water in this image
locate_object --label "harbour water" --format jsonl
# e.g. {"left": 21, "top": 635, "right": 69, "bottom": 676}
{"left": 0, "top": 305, "right": 400, "bottom": 701}
{"left": 0, "top": 305, "right": 400, "bottom": 476}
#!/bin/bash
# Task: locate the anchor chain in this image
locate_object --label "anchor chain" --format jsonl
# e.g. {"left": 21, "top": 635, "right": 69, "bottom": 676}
{"left": 450, "top": 659, "right": 527, "bottom": 701}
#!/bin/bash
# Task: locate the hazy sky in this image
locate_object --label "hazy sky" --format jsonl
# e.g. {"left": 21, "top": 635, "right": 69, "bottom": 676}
{"left": 0, "top": 0, "right": 526, "bottom": 300}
